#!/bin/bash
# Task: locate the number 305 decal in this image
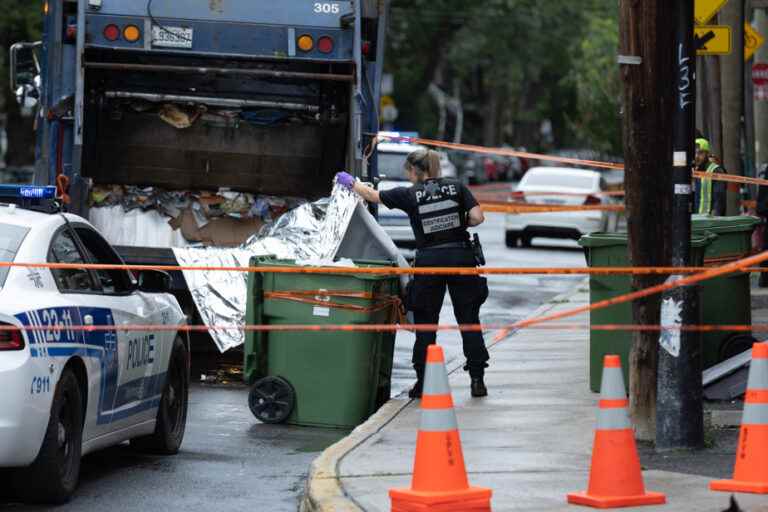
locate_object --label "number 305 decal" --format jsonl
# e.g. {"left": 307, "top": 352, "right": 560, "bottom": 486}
{"left": 314, "top": 2, "right": 340, "bottom": 14}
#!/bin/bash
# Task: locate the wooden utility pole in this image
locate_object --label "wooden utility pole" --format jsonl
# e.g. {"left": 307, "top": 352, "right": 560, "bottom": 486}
{"left": 755, "top": 9, "right": 768, "bottom": 171}
{"left": 619, "top": 0, "right": 674, "bottom": 441}
{"left": 721, "top": 0, "right": 746, "bottom": 214}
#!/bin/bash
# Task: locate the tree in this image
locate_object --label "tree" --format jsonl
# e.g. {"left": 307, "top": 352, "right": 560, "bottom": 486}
{"left": 386, "top": 0, "right": 620, "bottom": 152}
{"left": 619, "top": 0, "right": 674, "bottom": 441}
{"left": 566, "top": 7, "right": 622, "bottom": 155}
{"left": 0, "top": 0, "right": 42, "bottom": 167}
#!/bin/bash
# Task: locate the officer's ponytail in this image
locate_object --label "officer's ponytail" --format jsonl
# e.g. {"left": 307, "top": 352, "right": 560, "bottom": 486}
{"left": 406, "top": 149, "right": 442, "bottom": 181}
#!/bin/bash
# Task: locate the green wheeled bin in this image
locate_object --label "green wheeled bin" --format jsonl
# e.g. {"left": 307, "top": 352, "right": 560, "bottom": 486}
{"left": 579, "top": 232, "right": 713, "bottom": 392}
{"left": 243, "top": 258, "right": 401, "bottom": 428}
{"left": 692, "top": 215, "right": 760, "bottom": 364}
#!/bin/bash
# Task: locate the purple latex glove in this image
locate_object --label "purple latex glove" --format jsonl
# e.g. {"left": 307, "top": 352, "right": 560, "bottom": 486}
{"left": 335, "top": 171, "right": 356, "bottom": 190}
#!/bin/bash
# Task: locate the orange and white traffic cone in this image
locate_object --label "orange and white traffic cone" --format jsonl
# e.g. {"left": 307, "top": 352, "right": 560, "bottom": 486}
{"left": 389, "top": 344, "right": 492, "bottom": 511}
{"left": 711, "top": 342, "right": 768, "bottom": 494}
{"left": 567, "top": 355, "right": 666, "bottom": 508}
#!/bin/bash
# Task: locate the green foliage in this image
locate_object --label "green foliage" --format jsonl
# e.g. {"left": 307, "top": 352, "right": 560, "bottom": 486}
{"left": 565, "top": 5, "right": 622, "bottom": 154}
{"left": 0, "top": 0, "right": 43, "bottom": 88}
{"left": 387, "top": 0, "right": 621, "bottom": 154}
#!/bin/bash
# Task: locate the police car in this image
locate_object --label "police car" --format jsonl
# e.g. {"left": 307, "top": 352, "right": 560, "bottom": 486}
{"left": 0, "top": 186, "right": 188, "bottom": 504}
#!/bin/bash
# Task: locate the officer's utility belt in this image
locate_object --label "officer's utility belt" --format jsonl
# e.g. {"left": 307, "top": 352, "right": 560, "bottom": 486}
{"left": 419, "top": 235, "right": 486, "bottom": 266}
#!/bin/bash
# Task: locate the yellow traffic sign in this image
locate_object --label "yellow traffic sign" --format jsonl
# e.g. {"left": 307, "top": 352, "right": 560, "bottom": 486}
{"left": 745, "top": 23, "right": 765, "bottom": 61}
{"left": 695, "top": 0, "right": 728, "bottom": 25}
{"left": 695, "top": 26, "right": 732, "bottom": 55}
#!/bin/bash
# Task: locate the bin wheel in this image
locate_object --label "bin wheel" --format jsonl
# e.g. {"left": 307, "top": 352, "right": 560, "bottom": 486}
{"left": 249, "top": 376, "right": 296, "bottom": 424}
{"left": 719, "top": 334, "right": 758, "bottom": 361}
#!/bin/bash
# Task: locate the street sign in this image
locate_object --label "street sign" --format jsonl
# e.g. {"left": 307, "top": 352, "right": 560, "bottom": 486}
{"left": 745, "top": 23, "right": 766, "bottom": 61}
{"left": 756, "top": 85, "right": 768, "bottom": 101}
{"left": 695, "top": 26, "right": 732, "bottom": 55}
{"left": 753, "top": 63, "right": 768, "bottom": 86}
{"left": 695, "top": 0, "right": 728, "bottom": 25}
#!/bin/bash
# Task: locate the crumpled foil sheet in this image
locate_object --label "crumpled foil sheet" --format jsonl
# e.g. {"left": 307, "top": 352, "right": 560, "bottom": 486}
{"left": 173, "top": 184, "right": 360, "bottom": 352}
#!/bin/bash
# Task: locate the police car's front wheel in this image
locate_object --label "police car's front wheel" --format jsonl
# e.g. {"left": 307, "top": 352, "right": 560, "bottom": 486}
{"left": 14, "top": 368, "right": 83, "bottom": 504}
{"left": 131, "top": 336, "right": 189, "bottom": 454}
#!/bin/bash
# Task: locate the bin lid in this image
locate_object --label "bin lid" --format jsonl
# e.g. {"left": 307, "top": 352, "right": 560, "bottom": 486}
{"left": 248, "top": 257, "right": 398, "bottom": 281}
{"left": 692, "top": 215, "right": 760, "bottom": 234}
{"left": 578, "top": 231, "right": 715, "bottom": 248}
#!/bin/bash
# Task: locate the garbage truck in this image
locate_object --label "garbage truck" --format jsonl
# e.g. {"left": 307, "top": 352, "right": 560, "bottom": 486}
{"left": 10, "top": 0, "right": 389, "bottom": 316}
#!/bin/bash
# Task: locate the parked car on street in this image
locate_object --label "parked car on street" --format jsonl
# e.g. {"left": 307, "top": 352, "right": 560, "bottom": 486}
{"left": 0, "top": 186, "right": 188, "bottom": 504}
{"left": 505, "top": 167, "right": 621, "bottom": 248}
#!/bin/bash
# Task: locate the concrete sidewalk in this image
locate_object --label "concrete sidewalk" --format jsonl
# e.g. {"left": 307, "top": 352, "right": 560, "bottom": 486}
{"left": 302, "top": 285, "right": 767, "bottom": 512}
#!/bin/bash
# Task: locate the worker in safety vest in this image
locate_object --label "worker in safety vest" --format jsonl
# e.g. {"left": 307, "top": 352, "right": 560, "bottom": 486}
{"left": 335, "top": 150, "right": 490, "bottom": 398}
{"left": 694, "top": 138, "right": 727, "bottom": 216}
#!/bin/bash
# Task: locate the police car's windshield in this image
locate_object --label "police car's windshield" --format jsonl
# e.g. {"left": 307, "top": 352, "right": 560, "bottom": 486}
{"left": 378, "top": 152, "right": 410, "bottom": 181}
{"left": 0, "top": 224, "right": 30, "bottom": 288}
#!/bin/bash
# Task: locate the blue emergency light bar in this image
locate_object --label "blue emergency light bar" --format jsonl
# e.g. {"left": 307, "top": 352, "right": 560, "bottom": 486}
{"left": 0, "top": 185, "right": 56, "bottom": 200}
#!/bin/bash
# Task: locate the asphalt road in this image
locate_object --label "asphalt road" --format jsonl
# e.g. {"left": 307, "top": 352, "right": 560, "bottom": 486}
{"left": 1, "top": 207, "right": 586, "bottom": 511}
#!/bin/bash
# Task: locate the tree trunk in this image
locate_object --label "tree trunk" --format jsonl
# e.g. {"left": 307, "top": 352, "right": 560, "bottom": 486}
{"left": 720, "top": 0, "right": 745, "bottom": 214}
{"left": 755, "top": 9, "right": 768, "bottom": 171}
{"left": 706, "top": 56, "right": 725, "bottom": 157}
{"left": 482, "top": 86, "right": 501, "bottom": 147}
{"left": 619, "top": 0, "right": 674, "bottom": 442}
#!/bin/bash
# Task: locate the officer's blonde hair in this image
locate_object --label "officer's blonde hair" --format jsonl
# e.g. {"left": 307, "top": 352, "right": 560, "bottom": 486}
{"left": 406, "top": 149, "right": 442, "bottom": 180}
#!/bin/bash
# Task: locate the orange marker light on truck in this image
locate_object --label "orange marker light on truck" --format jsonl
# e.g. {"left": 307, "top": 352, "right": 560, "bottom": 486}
{"left": 123, "top": 25, "right": 141, "bottom": 43}
{"left": 297, "top": 35, "right": 314, "bottom": 52}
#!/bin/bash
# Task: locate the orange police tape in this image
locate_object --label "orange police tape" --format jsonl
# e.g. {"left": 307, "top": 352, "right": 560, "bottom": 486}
{"left": 480, "top": 202, "right": 625, "bottom": 214}
{"left": 3, "top": 323, "right": 768, "bottom": 335}
{"left": 374, "top": 135, "right": 625, "bottom": 171}
{"left": 375, "top": 134, "right": 768, "bottom": 189}
{"left": 494, "top": 247, "right": 768, "bottom": 342}
{"left": 4, "top": 249, "right": 768, "bottom": 336}
{"left": 2, "top": 261, "right": 768, "bottom": 275}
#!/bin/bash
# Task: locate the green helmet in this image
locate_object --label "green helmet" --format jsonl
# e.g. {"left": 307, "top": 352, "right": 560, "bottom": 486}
{"left": 696, "top": 138, "right": 711, "bottom": 153}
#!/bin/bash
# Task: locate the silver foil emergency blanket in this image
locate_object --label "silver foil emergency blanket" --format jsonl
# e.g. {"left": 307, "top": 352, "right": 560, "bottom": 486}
{"left": 173, "top": 184, "right": 360, "bottom": 352}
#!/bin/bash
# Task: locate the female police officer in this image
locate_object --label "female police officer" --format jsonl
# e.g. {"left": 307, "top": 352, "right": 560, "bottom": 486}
{"left": 336, "top": 149, "right": 490, "bottom": 398}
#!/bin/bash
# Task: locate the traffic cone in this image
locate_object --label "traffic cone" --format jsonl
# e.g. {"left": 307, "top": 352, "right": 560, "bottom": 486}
{"left": 711, "top": 342, "right": 768, "bottom": 494}
{"left": 389, "top": 344, "right": 492, "bottom": 511}
{"left": 567, "top": 355, "right": 666, "bottom": 508}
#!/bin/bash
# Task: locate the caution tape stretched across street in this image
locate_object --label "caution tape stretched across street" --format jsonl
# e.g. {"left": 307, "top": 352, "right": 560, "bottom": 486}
{"left": 4, "top": 249, "right": 768, "bottom": 337}
{"left": 0, "top": 260, "right": 764, "bottom": 275}
{"left": 373, "top": 133, "right": 768, "bottom": 189}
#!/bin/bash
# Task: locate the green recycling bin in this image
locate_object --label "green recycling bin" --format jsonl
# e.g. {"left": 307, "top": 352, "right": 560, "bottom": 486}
{"left": 243, "top": 257, "right": 400, "bottom": 428}
{"left": 579, "top": 232, "right": 713, "bottom": 392}
{"left": 692, "top": 215, "right": 760, "bottom": 365}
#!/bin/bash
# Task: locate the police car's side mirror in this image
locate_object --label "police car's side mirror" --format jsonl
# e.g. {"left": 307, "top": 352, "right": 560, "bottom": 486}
{"left": 137, "top": 270, "right": 172, "bottom": 294}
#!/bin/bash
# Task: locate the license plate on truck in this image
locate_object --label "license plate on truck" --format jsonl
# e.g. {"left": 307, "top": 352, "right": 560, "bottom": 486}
{"left": 152, "top": 26, "right": 193, "bottom": 48}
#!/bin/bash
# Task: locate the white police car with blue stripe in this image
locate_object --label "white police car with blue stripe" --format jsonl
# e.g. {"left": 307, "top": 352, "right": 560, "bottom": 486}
{"left": 0, "top": 186, "right": 188, "bottom": 504}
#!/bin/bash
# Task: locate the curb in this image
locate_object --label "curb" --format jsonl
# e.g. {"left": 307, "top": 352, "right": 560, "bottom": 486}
{"left": 300, "top": 280, "right": 587, "bottom": 512}
{"left": 300, "top": 399, "right": 411, "bottom": 512}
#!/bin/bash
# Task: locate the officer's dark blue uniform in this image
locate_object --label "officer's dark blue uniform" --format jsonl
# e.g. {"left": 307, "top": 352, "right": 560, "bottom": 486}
{"left": 380, "top": 175, "right": 490, "bottom": 398}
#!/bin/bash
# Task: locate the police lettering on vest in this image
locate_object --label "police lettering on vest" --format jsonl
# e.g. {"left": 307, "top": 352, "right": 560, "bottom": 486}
{"left": 412, "top": 179, "right": 469, "bottom": 247}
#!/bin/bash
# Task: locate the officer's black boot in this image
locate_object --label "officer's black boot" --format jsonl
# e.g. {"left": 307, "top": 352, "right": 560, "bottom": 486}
{"left": 466, "top": 363, "right": 488, "bottom": 397}
{"left": 471, "top": 377, "right": 488, "bottom": 397}
{"left": 408, "top": 366, "right": 425, "bottom": 399}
